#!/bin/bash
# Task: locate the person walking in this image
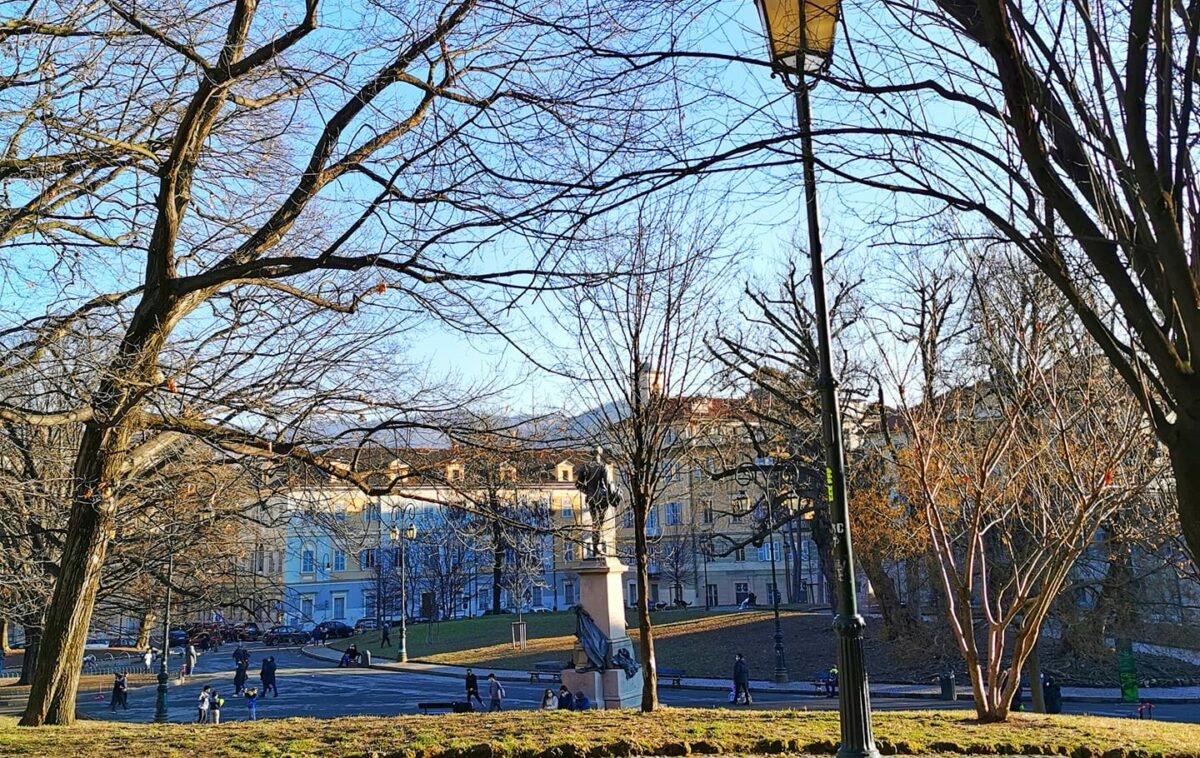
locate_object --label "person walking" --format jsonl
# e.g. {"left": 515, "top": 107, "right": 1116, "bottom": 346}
{"left": 233, "top": 659, "right": 248, "bottom": 695}
{"left": 380, "top": 623, "right": 391, "bottom": 647}
{"left": 464, "top": 668, "right": 484, "bottom": 708}
{"left": 244, "top": 686, "right": 259, "bottom": 721}
{"left": 733, "top": 653, "right": 752, "bottom": 705}
{"left": 197, "top": 686, "right": 212, "bottom": 723}
{"left": 142, "top": 648, "right": 153, "bottom": 671}
{"left": 260, "top": 656, "right": 278, "bottom": 697}
{"left": 318, "top": 626, "right": 328, "bottom": 647}
{"left": 109, "top": 673, "right": 128, "bottom": 711}
{"left": 487, "top": 673, "right": 505, "bottom": 712}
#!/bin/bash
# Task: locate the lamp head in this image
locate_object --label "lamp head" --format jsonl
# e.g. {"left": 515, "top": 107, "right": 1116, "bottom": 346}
{"left": 404, "top": 523, "right": 417, "bottom": 540}
{"left": 753, "top": 0, "right": 842, "bottom": 76}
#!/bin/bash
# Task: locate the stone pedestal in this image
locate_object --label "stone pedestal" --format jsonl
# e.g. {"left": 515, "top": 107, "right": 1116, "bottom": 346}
{"left": 561, "top": 556, "right": 643, "bottom": 709}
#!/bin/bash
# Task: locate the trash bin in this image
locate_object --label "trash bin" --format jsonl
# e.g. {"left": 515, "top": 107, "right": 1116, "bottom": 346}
{"left": 360, "top": 650, "right": 371, "bottom": 667}
{"left": 938, "top": 672, "right": 956, "bottom": 701}
{"left": 1044, "top": 680, "right": 1062, "bottom": 714}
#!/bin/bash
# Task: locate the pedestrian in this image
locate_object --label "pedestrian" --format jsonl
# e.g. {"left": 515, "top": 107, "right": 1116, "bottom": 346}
{"left": 244, "top": 686, "right": 259, "bottom": 721}
{"left": 487, "top": 673, "right": 505, "bottom": 712}
{"left": 197, "top": 685, "right": 211, "bottom": 723}
{"left": 142, "top": 648, "right": 153, "bottom": 671}
{"left": 540, "top": 689, "right": 557, "bottom": 710}
{"left": 380, "top": 623, "right": 391, "bottom": 647}
{"left": 184, "top": 642, "right": 198, "bottom": 682}
{"left": 209, "top": 689, "right": 224, "bottom": 724}
{"left": 109, "top": 673, "right": 128, "bottom": 711}
{"left": 556, "top": 685, "right": 574, "bottom": 710}
{"left": 464, "top": 668, "right": 484, "bottom": 708}
{"left": 260, "top": 655, "right": 278, "bottom": 697}
{"left": 733, "top": 653, "right": 752, "bottom": 705}
{"left": 318, "top": 626, "right": 328, "bottom": 646}
{"left": 233, "top": 659, "right": 248, "bottom": 695}
{"left": 573, "top": 691, "right": 591, "bottom": 711}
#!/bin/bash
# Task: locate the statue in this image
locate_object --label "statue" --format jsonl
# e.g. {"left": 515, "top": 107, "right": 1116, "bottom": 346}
{"left": 574, "top": 606, "right": 640, "bottom": 680}
{"left": 574, "top": 446, "right": 621, "bottom": 557}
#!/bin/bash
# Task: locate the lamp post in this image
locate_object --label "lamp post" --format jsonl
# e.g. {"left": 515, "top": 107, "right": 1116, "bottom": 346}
{"left": 154, "top": 551, "right": 174, "bottom": 723}
{"left": 391, "top": 522, "right": 417, "bottom": 662}
{"left": 749, "top": 2, "right": 879, "bottom": 755}
{"left": 766, "top": 509, "right": 786, "bottom": 683}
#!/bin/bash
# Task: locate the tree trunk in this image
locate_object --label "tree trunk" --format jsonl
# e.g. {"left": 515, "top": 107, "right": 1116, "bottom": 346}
{"left": 492, "top": 520, "right": 504, "bottom": 614}
{"left": 634, "top": 506, "right": 658, "bottom": 712}
{"left": 0, "top": 619, "right": 9, "bottom": 656}
{"left": 859, "top": 555, "right": 917, "bottom": 640}
{"left": 1169, "top": 413, "right": 1200, "bottom": 572}
{"left": 135, "top": 608, "right": 156, "bottom": 650}
{"left": 18, "top": 626, "right": 40, "bottom": 687}
{"left": 810, "top": 502, "right": 837, "bottom": 612}
{"left": 904, "top": 558, "right": 923, "bottom": 621}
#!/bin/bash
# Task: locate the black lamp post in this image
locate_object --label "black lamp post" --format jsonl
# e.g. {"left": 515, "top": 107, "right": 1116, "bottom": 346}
{"left": 749, "top": 2, "right": 879, "bottom": 755}
{"left": 391, "top": 521, "right": 417, "bottom": 662}
{"left": 153, "top": 551, "right": 173, "bottom": 723}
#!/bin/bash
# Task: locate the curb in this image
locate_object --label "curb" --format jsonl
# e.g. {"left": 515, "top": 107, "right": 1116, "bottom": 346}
{"left": 298, "top": 648, "right": 1200, "bottom": 705}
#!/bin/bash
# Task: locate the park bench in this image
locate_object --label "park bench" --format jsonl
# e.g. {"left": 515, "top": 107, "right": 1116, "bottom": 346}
{"left": 417, "top": 701, "right": 471, "bottom": 714}
{"left": 811, "top": 673, "right": 837, "bottom": 697}
{"left": 658, "top": 667, "right": 686, "bottom": 687}
{"left": 529, "top": 661, "right": 564, "bottom": 683}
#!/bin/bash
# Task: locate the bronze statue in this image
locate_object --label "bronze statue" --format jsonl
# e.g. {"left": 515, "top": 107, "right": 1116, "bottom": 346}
{"left": 574, "top": 446, "right": 621, "bottom": 557}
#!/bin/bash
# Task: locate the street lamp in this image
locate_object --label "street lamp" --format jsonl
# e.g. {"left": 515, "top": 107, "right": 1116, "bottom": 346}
{"left": 153, "top": 551, "right": 174, "bottom": 723}
{"left": 390, "top": 522, "right": 417, "bottom": 663}
{"left": 749, "top": 2, "right": 879, "bottom": 756}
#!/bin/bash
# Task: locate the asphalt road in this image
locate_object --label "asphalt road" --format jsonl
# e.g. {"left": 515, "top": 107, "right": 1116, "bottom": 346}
{"left": 74, "top": 643, "right": 1200, "bottom": 724}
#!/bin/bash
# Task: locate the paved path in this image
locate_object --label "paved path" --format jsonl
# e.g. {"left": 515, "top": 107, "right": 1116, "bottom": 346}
{"left": 69, "top": 642, "right": 1200, "bottom": 724}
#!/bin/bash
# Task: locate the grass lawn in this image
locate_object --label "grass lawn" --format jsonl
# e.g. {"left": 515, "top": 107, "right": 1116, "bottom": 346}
{"left": 336, "top": 609, "right": 857, "bottom": 681}
{"left": 1, "top": 708, "right": 1197, "bottom": 757}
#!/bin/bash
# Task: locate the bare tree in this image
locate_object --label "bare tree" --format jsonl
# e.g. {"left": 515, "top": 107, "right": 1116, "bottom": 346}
{"left": 556, "top": 197, "right": 733, "bottom": 711}
{"left": 1, "top": 0, "right": 693, "bottom": 724}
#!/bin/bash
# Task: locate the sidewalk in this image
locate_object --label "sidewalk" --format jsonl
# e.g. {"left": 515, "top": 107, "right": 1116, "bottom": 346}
{"left": 299, "top": 645, "right": 1200, "bottom": 704}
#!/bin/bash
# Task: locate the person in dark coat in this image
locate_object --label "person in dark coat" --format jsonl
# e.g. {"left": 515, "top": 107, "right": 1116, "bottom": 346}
{"left": 464, "top": 668, "right": 484, "bottom": 708}
{"left": 260, "top": 656, "right": 278, "bottom": 697}
{"left": 733, "top": 653, "right": 752, "bottom": 704}
{"left": 109, "top": 673, "right": 128, "bottom": 711}
{"left": 556, "top": 685, "right": 574, "bottom": 710}
{"left": 573, "top": 691, "right": 591, "bottom": 711}
{"left": 380, "top": 623, "right": 391, "bottom": 647}
{"left": 233, "top": 659, "right": 248, "bottom": 695}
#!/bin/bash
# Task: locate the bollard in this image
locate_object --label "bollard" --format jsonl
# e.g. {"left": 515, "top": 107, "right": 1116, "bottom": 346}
{"left": 360, "top": 649, "right": 371, "bottom": 667}
{"left": 938, "top": 672, "right": 956, "bottom": 701}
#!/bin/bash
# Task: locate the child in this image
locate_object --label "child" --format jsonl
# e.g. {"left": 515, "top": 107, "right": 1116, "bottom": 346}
{"left": 244, "top": 686, "right": 259, "bottom": 721}
{"left": 209, "top": 689, "right": 224, "bottom": 724}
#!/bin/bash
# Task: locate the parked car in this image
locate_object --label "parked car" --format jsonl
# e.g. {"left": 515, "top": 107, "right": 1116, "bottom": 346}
{"left": 308, "top": 620, "right": 354, "bottom": 640}
{"left": 168, "top": 628, "right": 189, "bottom": 647}
{"left": 263, "top": 625, "right": 310, "bottom": 646}
{"left": 83, "top": 637, "right": 110, "bottom": 650}
{"left": 353, "top": 618, "right": 379, "bottom": 633}
{"left": 239, "top": 622, "right": 262, "bottom": 641}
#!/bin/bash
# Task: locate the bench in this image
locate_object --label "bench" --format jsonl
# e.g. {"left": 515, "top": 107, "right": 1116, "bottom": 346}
{"left": 417, "top": 701, "right": 471, "bottom": 714}
{"left": 811, "top": 673, "right": 837, "bottom": 697}
{"left": 529, "top": 668, "right": 563, "bottom": 684}
{"left": 658, "top": 667, "right": 686, "bottom": 687}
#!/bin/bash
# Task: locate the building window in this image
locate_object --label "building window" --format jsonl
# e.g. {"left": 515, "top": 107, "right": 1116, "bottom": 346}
{"left": 735, "top": 547, "right": 746, "bottom": 562}
{"left": 332, "top": 594, "right": 347, "bottom": 620}
{"left": 364, "top": 591, "right": 376, "bottom": 617}
{"left": 532, "top": 586, "right": 544, "bottom": 605}
{"left": 735, "top": 582, "right": 750, "bottom": 604}
{"left": 622, "top": 508, "right": 634, "bottom": 529}
{"left": 333, "top": 550, "right": 346, "bottom": 572}
{"left": 665, "top": 502, "right": 682, "bottom": 526}
{"left": 301, "top": 594, "right": 315, "bottom": 620}
{"left": 561, "top": 500, "right": 573, "bottom": 520}
{"left": 563, "top": 543, "right": 576, "bottom": 563}
{"left": 646, "top": 506, "right": 658, "bottom": 534}
{"left": 702, "top": 502, "right": 714, "bottom": 524}
{"left": 301, "top": 546, "right": 315, "bottom": 574}
{"left": 268, "top": 553, "right": 275, "bottom": 573}
{"left": 564, "top": 581, "right": 576, "bottom": 606}
{"left": 706, "top": 584, "right": 719, "bottom": 607}
{"left": 628, "top": 581, "right": 637, "bottom": 605}
{"left": 360, "top": 548, "right": 377, "bottom": 570}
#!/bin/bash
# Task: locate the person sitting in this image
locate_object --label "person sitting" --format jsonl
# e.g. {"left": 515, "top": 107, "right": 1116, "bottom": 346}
{"left": 573, "top": 691, "right": 591, "bottom": 711}
{"left": 556, "top": 685, "right": 575, "bottom": 710}
{"left": 338, "top": 645, "right": 359, "bottom": 668}
{"left": 540, "top": 689, "right": 558, "bottom": 710}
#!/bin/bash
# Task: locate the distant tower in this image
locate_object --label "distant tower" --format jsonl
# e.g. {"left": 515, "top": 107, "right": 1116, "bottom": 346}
{"left": 633, "top": 360, "right": 663, "bottom": 404}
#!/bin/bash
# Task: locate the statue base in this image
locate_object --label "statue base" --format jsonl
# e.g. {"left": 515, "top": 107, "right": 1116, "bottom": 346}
{"left": 561, "top": 556, "right": 644, "bottom": 709}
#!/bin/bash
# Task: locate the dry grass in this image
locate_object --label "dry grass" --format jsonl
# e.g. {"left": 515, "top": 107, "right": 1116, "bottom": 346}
{"left": 0, "top": 708, "right": 1197, "bottom": 757}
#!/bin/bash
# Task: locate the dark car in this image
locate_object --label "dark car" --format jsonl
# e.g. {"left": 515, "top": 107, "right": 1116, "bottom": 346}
{"left": 308, "top": 621, "right": 354, "bottom": 640}
{"left": 168, "top": 628, "right": 189, "bottom": 647}
{"left": 239, "top": 622, "right": 262, "bottom": 641}
{"left": 263, "top": 625, "right": 310, "bottom": 646}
